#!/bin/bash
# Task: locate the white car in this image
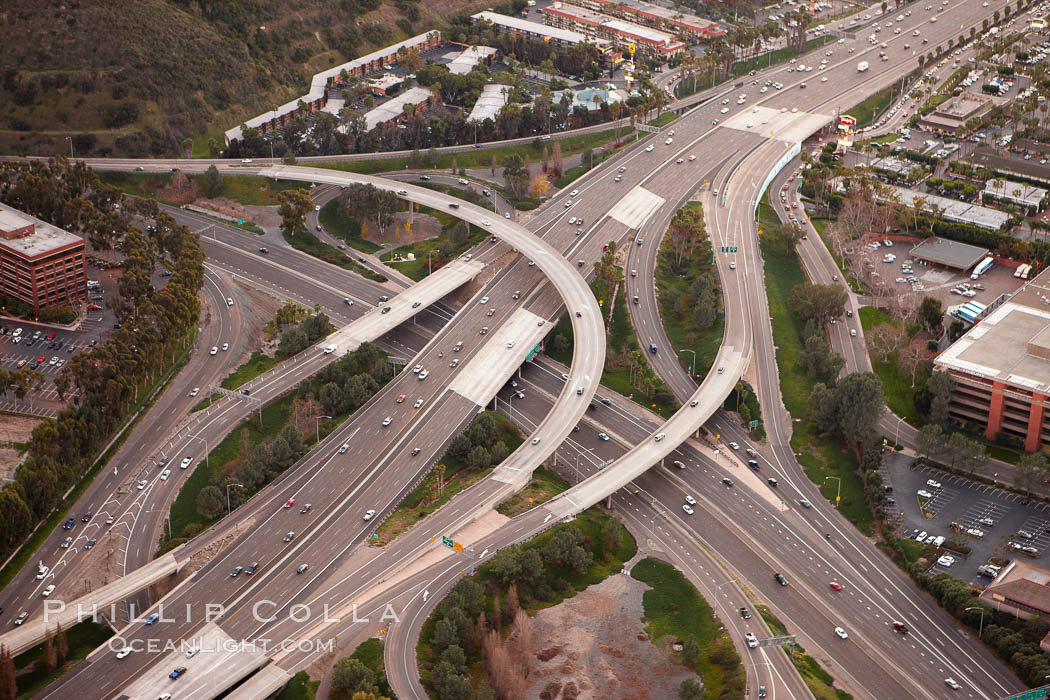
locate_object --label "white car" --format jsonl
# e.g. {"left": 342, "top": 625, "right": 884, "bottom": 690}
{"left": 42, "top": 584, "right": 56, "bottom": 597}
{"left": 35, "top": 566, "right": 49, "bottom": 580}
{"left": 189, "top": 387, "right": 200, "bottom": 397}
{"left": 926, "top": 479, "right": 941, "bottom": 489}
{"left": 481, "top": 220, "right": 491, "bottom": 226}
{"left": 665, "top": 138, "right": 673, "bottom": 145}
{"left": 685, "top": 495, "right": 697, "bottom": 505}
{"left": 645, "top": 145, "right": 654, "bottom": 152}
{"left": 180, "top": 457, "right": 193, "bottom": 469}
{"left": 945, "top": 678, "right": 961, "bottom": 690}
{"left": 363, "top": 509, "right": 376, "bottom": 521}
{"left": 116, "top": 647, "right": 133, "bottom": 659}
{"left": 937, "top": 555, "right": 955, "bottom": 567}
{"left": 412, "top": 364, "right": 423, "bottom": 373}
{"left": 682, "top": 504, "right": 694, "bottom": 515}
{"left": 849, "top": 329, "right": 857, "bottom": 337}
{"left": 221, "top": 343, "right": 228, "bottom": 351}
{"left": 688, "top": 155, "right": 696, "bottom": 161}
{"left": 137, "top": 479, "right": 147, "bottom": 490}
{"left": 210, "top": 346, "right": 218, "bottom": 355}
{"left": 381, "top": 416, "right": 392, "bottom": 427}
{"left": 917, "top": 489, "right": 933, "bottom": 499}
{"left": 226, "top": 297, "right": 234, "bottom": 307}
{"left": 728, "top": 442, "right": 739, "bottom": 451}
{"left": 186, "top": 646, "right": 199, "bottom": 658}
{"left": 569, "top": 190, "right": 579, "bottom": 197}
{"left": 721, "top": 107, "right": 729, "bottom": 114}
{"left": 834, "top": 626, "right": 849, "bottom": 639}
{"left": 160, "top": 469, "right": 171, "bottom": 481}
{"left": 745, "top": 632, "right": 758, "bottom": 648}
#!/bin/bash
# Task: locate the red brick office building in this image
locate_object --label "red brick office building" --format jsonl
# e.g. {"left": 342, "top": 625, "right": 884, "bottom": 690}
{"left": 0, "top": 203, "right": 87, "bottom": 318}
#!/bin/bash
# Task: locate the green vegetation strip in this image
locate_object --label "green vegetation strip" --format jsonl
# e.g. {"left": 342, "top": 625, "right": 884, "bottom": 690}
{"left": 274, "top": 671, "right": 319, "bottom": 700}
{"left": 758, "top": 194, "right": 871, "bottom": 534}
{"left": 755, "top": 605, "right": 853, "bottom": 700}
{"left": 14, "top": 621, "right": 113, "bottom": 697}
{"left": 496, "top": 467, "right": 571, "bottom": 516}
{"left": 281, "top": 229, "right": 387, "bottom": 283}
{"left": 220, "top": 351, "right": 281, "bottom": 390}
{"left": 631, "top": 557, "right": 745, "bottom": 699}
{"left": 319, "top": 199, "right": 381, "bottom": 254}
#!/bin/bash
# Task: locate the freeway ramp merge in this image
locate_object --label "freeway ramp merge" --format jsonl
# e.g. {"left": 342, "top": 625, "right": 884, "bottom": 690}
{"left": 449, "top": 307, "right": 551, "bottom": 408}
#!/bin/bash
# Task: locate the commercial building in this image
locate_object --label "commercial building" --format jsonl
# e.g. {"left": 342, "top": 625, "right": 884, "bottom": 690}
{"left": 224, "top": 31, "right": 442, "bottom": 144}
{"left": 917, "top": 92, "right": 997, "bottom": 133}
{"left": 467, "top": 84, "right": 511, "bottom": 123}
{"left": 980, "top": 560, "right": 1050, "bottom": 650}
{"left": 471, "top": 11, "right": 611, "bottom": 53}
{"left": 972, "top": 148, "right": 1050, "bottom": 186}
{"left": 908, "top": 237, "right": 990, "bottom": 272}
{"left": 564, "top": 0, "right": 724, "bottom": 42}
{"left": 933, "top": 264, "right": 1050, "bottom": 451}
{"left": 0, "top": 203, "right": 87, "bottom": 317}
{"left": 877, "top": 185, "right": 1013, "bottom": 231}
{"left": 542, "top": 2, "right": 686, "bottom": 58}
{"left": 983, "top": 178, "right": 1048, "bottom": 212}
{"left": 552, "top": 85, "right": 628, "bottom": 111}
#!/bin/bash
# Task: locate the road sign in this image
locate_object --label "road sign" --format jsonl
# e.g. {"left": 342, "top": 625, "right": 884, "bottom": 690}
{"left": 761, "top": 634, "right": 796, "bottom": 647}
{"left": 720, "top": 246, "right": 738, "bottom": 253}
{"left": 237, "top": 218, "right": 245, "bottom": 225}
{"left": 442, "top": 536, "right": 454, "bottom": 549}
{"left": 637, "top": 124, "right": 660, "bottom": 134}
{"left": 628, "top": 43, "right": 636, "bottom": 55}
{"left": 748, "top": 420, "right": 759, "bottom": 429}
{"left": 526, "top": 341, "right": 541, "bottom": 362}
{"left": 1003, "top": 687, "right": 1049, "bottom": 700}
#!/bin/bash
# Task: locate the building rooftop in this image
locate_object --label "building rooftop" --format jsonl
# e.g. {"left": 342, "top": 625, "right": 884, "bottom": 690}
{"left": 544, "top": 3, "right": 681, "bottom": 45}
{"left": 472, "top": 11, "right": 603, "bottom": 46}
{"left": 225, "top": 31, "right": 439, "bottom": 143}
{"left": 908, "top": 237, "right": 989, "bottom": 271}
{"left": 0, "top": 203, "right": 83, "bottom": 260}
{"left": 446, "top": 45, "right": 498, "bottom": 75}
{"left": 981, "top": 560, "right": 1050, "bottom": 617}
{"left": 602, "top": 0, "right": 723, "bottom": 34}
{"left": 985, "top": 178, "right": 1048, "bottom": 209}
{"left": 972, "top": 148, "right": 1050, "bottom": 185}
{"left": 936, "top": 265, "right": 1050, "bottom": 394}
{"left": 467, "top": 84, "right": 511, "bottom": 122}
{"left": 552, "top": 85, "right": 627, "bottom": 110}
{"left": 879, "top": 185, "right": 1012, "bottom": 231}
{"left": 932, "top": 93, "right": 994, "bottom": 119}
{"left": 362, "top": 86, "right": 434, "bottom": 131}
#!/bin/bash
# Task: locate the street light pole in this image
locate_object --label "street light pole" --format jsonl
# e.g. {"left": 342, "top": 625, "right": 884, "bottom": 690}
{"left": 226, "top": 483, "right": 244, "bottom": 513}
{"left": 965, "top": 606, "right": 986, "bottom": 638}
{"left": 678, "top": 348, "right": 696, "bottom": 375}
{"left": 66, "top": 136, "right": 74, "bottom": 160}
{"left": 895, "top": 415, "right": 904, "bottom": 445}
{"left": 187, "top": 434, "right": 210, "bottom": 469}
{"left": 825, "top": 476, "right": 841, "bottom": 508}
{"left": 315, "top": 415, "right": 333, "bottom": 444}
{"left": 428, "top": 250, "right": 434, "bottom": 276}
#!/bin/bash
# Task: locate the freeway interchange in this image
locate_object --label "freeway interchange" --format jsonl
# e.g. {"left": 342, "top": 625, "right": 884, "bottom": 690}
{"left": 0, "top": 0, "right": 1033, "bottom": 697}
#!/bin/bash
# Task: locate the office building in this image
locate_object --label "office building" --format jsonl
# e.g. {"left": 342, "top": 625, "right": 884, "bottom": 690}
{"left": 0, "top": 203, "right": 87, "bottom": 317}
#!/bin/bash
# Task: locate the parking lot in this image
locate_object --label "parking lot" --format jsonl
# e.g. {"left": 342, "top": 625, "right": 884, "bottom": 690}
{"left": 885, "top": 453, "right": 1050, "bottom": 583}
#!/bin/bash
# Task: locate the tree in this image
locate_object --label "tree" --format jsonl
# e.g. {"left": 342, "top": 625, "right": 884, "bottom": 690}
{"left": 919, "top": 296, "right": 944, "bottom": 333}
{"left": 799, "top": 331, "right": 844, "bottom": 381}
{"left": 767, "top": 221, "right": 804, "bottom": 255}
{"left": 679, "top": 678, "right": 704, "bottom": 700}
{"left": 916, "top": 424, "right": 944, "bottom": 460}
{"left": 810, "top": 372, "right": 885, "bottom": 450}
{"left": 331, "top": 657, "right": 378, "bottom": 696}
{"left": 668, "top": 206, "right": 704, "bottom": 268}
{"left": 196, "top": 485, "right": 226, "bottom": 519}
{"left": 898, "top": 338, "right": 931, "bottom": 388}
{"left": 489, "top": 546, "right": 522, "bottom": 585}
{"left": 201, "top": 165, "right": 223, "bottom": 198}
{"left": 681, "top": 635, "right": 701, "bottom": 666}
{"left": 528, "top": 173, "right": 549, "bottom": 199}
{"left": 0, "top": 646, "right": 13, "bottom": 700}
{"left": 868, "top": 324, "right": 908, "bottom": 364}
{"left": 277, "top": 188, "right": 314, "bottom": 236}
{"left": 1015, "top": 453, "right": 1048, "bottom": 497}
{"left": 789, "top": 283, "right": 848, "bottom": 325}
{"left": 926, "top": 371, "right": 953, "bottom": 429}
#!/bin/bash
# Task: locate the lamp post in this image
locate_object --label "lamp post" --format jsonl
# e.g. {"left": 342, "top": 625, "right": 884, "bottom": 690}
{"left": 428, "top": 250, "right": 434, "bottom": 276}
{"left": 66, "top": 136, "right": 74, "bottom": 160}
{"left": 714, "top": 577, "right": 737, "bottom": 614}
{"left": 678, "top": 348, "right": 696, "bottom": 375}
{"left": 825, "top": 476, "right": 841, "bottom": 508}
{"left": 895, "top": 415, "right": 904, "bottom": 446}
{"left": 226, "top": 483, "right": 244, "bottom": 513}
{"left": 965, "top": 606, "right": 986, "bottom": 638}
{"left": 575, "top": 447, "right": 596, "bottom": 484}
{"left": 315, "top": 415, "right": 333, "bottom": 444}
{"left": 187, "top": 434, "right": 209, "bottom": 470}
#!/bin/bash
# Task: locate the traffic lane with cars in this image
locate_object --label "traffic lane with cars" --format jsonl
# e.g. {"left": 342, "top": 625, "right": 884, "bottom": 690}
{"left": 886, "top": 453, "right": 1050, "bottom": 575}
{"left": 0, "top": 267, "right": 247, "bottom": 623}
{"left": 504, "top": 364, "right": 1007, "bottom": 698}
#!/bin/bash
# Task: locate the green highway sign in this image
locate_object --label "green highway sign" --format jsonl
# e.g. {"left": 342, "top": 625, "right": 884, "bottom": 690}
{"left": 720, "top": 246, "right": 738, "bottom": 253}
{"left": 1005, "top": 688, "right": 1048, "bottom": 700}
{"left": 442, "top": 536, "right": 454, "bottom": 550}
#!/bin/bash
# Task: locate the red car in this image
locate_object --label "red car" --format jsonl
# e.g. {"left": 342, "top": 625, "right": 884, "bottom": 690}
{"left": 87, "top": 304, "right": 102, "bottom": 311}
{"left": 396, "top": 394, "right": 406, "bottom": 403}
{"left": 283, "top": 498, "right": 295, "bottom": 508}
{"left": 37, "top": 355, "right": 46, "bottom": 364}
{"left": 829, "top": 581, "right": 842, "bottom": 591}
{"left": 630, "top": 270, "right": 637, "bottom": 277}
{"left": 46, "top": 332, "right": 55, "bottom": 340}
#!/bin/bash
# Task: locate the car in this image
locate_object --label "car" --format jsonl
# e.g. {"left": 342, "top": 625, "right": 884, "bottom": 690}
{"left": 745, "top": 632, "right": 758, "bottom": 648}
{"left": 231, "top": 566, "right": 244, "bottom": 577}
{"left": 284, "top": 531, "right": 295, "bottom": 542}
{"left": 116, "top": 646, "right": 132, "bottom": 659}
{"left": 830, "top": 581, "right": 842, "bottom": 591}
{"left": 412, "top": 364, "right": 423, "bottom": 374}
{"left": 61, "top": 536, "right": 73, "bottom": 548}
{"left": 380, "top": 306, "right": 391, "bottom": 314}
{"left": 42, "top": 584, "right": 56, "bottom": 597}
{"left": 63, "top": 518, "right": 75, "bottom": 530}
{"left": 296, "top": 564, "right": 309, "bottom": 574}
{"left": 740, "top": 607, "right": 751, "bottom": 619}
{"left": 381, "top": 416, "right": 393, "bottom": 426}
{"left": 849, "top": 329, "right": 857, "bottom": 337}
{"left": 689, "top": 400, "right": 698, "bottom": 407}
{"left": 185, "top": 645, "right": 200, "bottom": 658}
{"left": 1019, "top": 530, "right": 1035, "bottom": 540}
{"left": 169, "top": 666, "right": 187, "bottom": 680}
{"left": 146, "top": 613, "right": 160, "bottom": 624}
{"left": 160, "top": 469, "right": 171, "bottom": 481}
{"left": 396, "top": 394, "right": 406, "bottom": 403}
{"left": 717, "top": 366, "right": 724, "bottom": 374}
{"left": 926, "top": 479, "right": 941, "bottom": 489}
{"left": 728, "top": 442, "right": 739, "bottom": 451}
{"left": 363, "top": 509, "right": 376, "bottom": 521}
{"left": 414, "top": 398, "right": 423, "bottom": 409}
{"left": 722, "top": 478, "right": 733, "bottom": 487}
{"left": 978, "top": 517, "right": 995, "bottom": 526}
{"left": 917, "top": 489, "right": 933, "bottom": 499}
{"left": 137, "top": 479, "right": 147, "bottom": 490}
{"left": 210, "top": 346, "right": 218, "bottom": 356}
{"left": 300, "top": 503, "right": 312, "bottom": 514}
{"left": 597, "top": 432, "right": 610, "bottom": 441}
{"left": 834, "top": 626, "right": 849, "bottom": 639}
{"left": 892, "top": 620, "right": 910, "bottom": 634}
{"left": 245, "top": 562, "right": 259, "bottom": 575}
{"left": 645, "top": 145, "right": 654, "bottom": 152}
{"left": 418, "top": 369, "right": 429, "bottom": 380}
{"left": 283, "top": 498, "right": 295, "bottom": 508}
{"left": 338, "top": 443, "right": 349, "bottom": 454}
{"left": 774, "top": 573, "right": 787, "bottom": 586}
{"left": 937, "top": 555, "right": 955, "bottom": 567}
{"left": 481, "top": 219, "right": 491, "bottom": 226}
{"left": 945, "top": 678, "right": 961, "bottom": 690}
{"left": 13, "top": 612, "right": 27, "bottom": 626}
{"left": 654, "top": 433, "right": 665, "bottom": 442}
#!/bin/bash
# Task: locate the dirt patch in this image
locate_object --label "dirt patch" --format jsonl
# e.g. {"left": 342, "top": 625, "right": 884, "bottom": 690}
{"left": 526, "top": 572, "right": 693, "bottom": 700}
{"left": 362, "top": 211, "right": 442, "bottom": 247}
{"left": 193, "top": 198, "right": 284, "bottom": 234}
{"left": 0, "top": 416, "right": 40, "bottom": 483}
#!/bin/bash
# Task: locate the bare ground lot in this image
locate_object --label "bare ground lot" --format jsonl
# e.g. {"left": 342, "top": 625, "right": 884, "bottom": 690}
{"left": 0, "top": 415, "right": 40, "bottom": 482}
{"left": 527, "top": 572, "right": 693, "bottom": 700}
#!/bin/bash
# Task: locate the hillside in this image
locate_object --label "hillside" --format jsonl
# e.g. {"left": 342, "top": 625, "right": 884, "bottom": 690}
{"left": 0, "top": 0, "right": 488, "bottom": 158}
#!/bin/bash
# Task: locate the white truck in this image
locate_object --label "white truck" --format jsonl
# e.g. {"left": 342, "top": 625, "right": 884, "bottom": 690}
{"left": 971, "top": 256, "right": 994, "bottom": 280}
{"left": 857, "top": 61, "right": 869, "bottom": 72}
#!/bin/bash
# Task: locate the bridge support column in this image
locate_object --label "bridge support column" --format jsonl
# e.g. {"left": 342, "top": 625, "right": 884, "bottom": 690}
{"left": 605, "top": 494, "right": 613, "bottom": 510}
